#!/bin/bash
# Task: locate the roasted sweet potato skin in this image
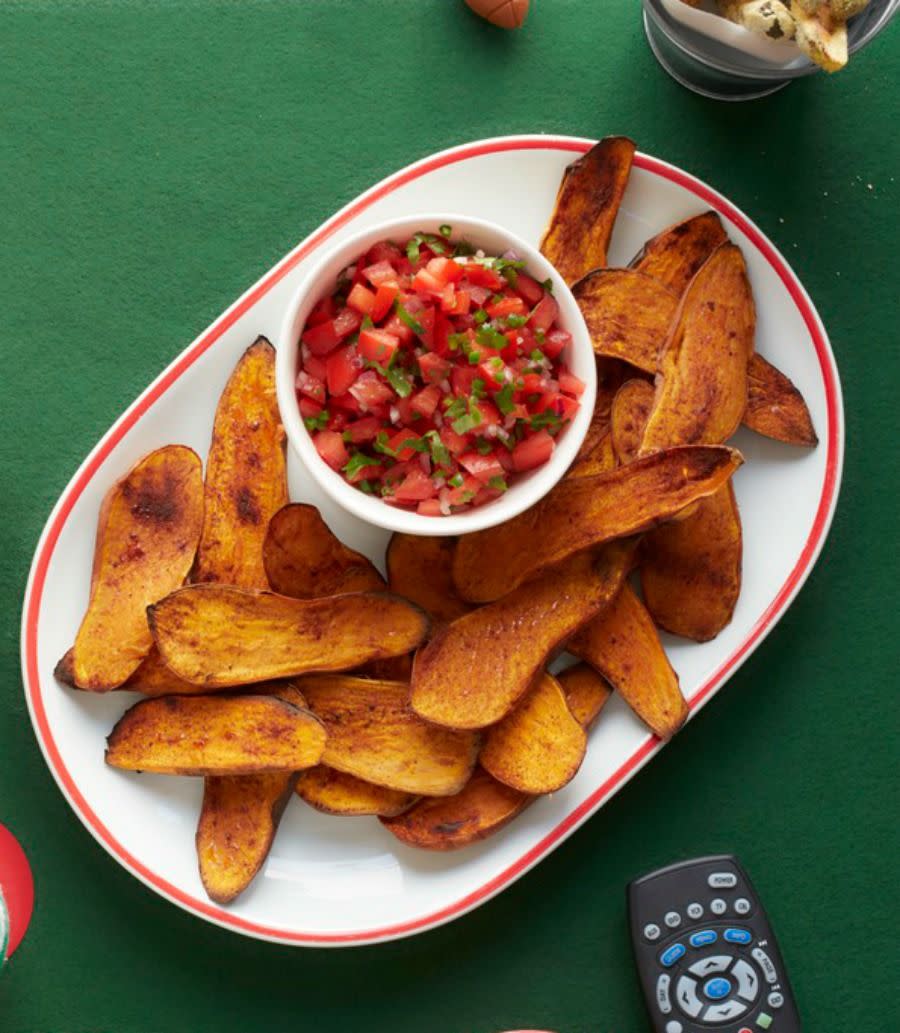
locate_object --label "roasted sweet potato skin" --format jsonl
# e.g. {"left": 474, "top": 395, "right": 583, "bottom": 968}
{"left": 540, "top": 137, "right": 636, "bottom": 285}
{"left": 573, "top": 269, "right": 678, "bottom": 374}
{"left": 412, "top": 544, "right": 632, "bottom": 730}
{"left": 71, "top": 446, "right": 204, "bottom": 691}
{"left": 642, "top": 482, "right": 743, "bottom": 642}
{"left": 568, "top": 583, "right": 688, "bottom": 740}
{"left": 481, "top": 673, "right": 587, "bottom": 794}
{"left": 298, "top": 675, "right": 478, "bottom": 796}
{"left": 264, "top": 503, "right": 384, "bottom": 598}
{"left": 453, "top": 445, "right": 742, "bottom": 603}
{"left": 381, "top": 768, "right": 531, "bottom": 851}
{"left": 105, "top": 694, "right": 327, "bottom": 775}
{"left": 296, "top": 767, "right": 416, "bottom": 817}
{"left": 149, "top": 585, "right": 429, "bottom": 687}
{"left": 640, "top": 244, "right": 756, "bottom": 452}
{"left": 611, "top": 379, "right": 656, "bottom": 466}
{"left": 197, "top": 771, "right": 298, "bottom": 904}
{"left": 630, "top": 211, "right": 728, "bottom": 295}
{"left": 194, "top": 337, "right": 287, "bottom": 589}
{"left": 386, "top": 534, "right": 471, "bottom": 626}
{"left": 556, "top": 662, "right": 612, "bottom": 729}
{"left": 744, "top": 353, "right": 818, "bottom": 447}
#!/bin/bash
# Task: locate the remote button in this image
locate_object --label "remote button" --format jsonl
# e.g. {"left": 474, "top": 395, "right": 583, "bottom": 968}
{"left": 689, "top": 954, "right": 732, "bottom": 977}
{"left": 674, "top": 976, "right": 703, "bottom": 1018}
{"left": 752, "top": 947, "right": 778, "bottom": 984}
{"left": 708, "top": 871, "right": 737, "bottom": 889}
{"left": 656, "top": 973, "right": 672, "bottom": 1014}
{"left": 686, "top": 902, "right": 704, "bottom": 920}
{"left": 732, "top": 959, "right": 760, "bottom": 1002}
{"left": 710, "top": 898, "right": 727, "bottom": 915}
{"left": 768, "top": 991, "right": 784, "bottom": 1008}
{"left": 703, "top": 976, "right": 732, "bottom": 1000}
{"left": 724, "top": 927, "right": 753, "bottom": 945}
{"left": 644, "top": 923, "right": 661, "bottom": 941}
{"left": 660, "top": 943, "right": 686, "bottom": 968}
{"left": 757, "top": 1013, "right": 773, "bottom": 1030}
{"left": 665, "top": 1022, "right": 683, "bottom": 1033}
{"left": 689, "top": 929, "right": 718, "bottom": 948}
{"left": 734, "top": 897, "right": 752, "bottom": 915}
{"left": 704, "top": 999, "right": 746, "bottom": 1021}
{"left": 664, "top": 910, "right": 682, "bottom": 929}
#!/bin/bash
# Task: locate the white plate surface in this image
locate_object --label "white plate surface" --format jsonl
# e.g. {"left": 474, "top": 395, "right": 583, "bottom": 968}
{"left": 21, "top": 136, "right": 843, "bottom": 947}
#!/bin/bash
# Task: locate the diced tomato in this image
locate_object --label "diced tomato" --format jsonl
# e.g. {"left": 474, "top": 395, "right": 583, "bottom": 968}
{"left": 476, "top": 401, "right": 501, "bottom": 427}
{"left": 371, "top": 283, "right": 399, "bottom": 322}
{"left": 464, "top": 264, "right": 503, "bottom": 290}
{"left": 443, "top": 474, "right": 482, "bottom": 507}
{"left": 496, "top": 447, "right": 516, "bottom": 473}
{"left": 429, "top": 310, "right": 450, "bottom": 356}
{"left": 326, "top": 411, "right": 349, "bottom": 432}
{"left": 519, "top": 372, "right": 545, "bottom": 398}
{"left": 441, "top": 285, "right": 470, "bottom": 316}
{"left": 417, "top": 499, "right": 443, "bottom": 516}
{"left": 440, "top": 425, "right": 468, "bottom": 456}
{"left": 515, "top": 274, "right": 545, "bottom": 307}
{"left": 326, "top": 345, "right": 361, "bottom": 396}
{"left": 528, "top": 293, "right": 559, "bottom": 333}
{"left": 466, "top": 284, "right": 491, "bottom": 306}
{"left": 412, "top": 267, "right": 444, "bottom": 295}
{"left": 349, "top": 370, "right": 395, "bottom": 411}
{"left": 393, "top": 466, "right": 436, "bottom": 503}
{"left": 387, "top": 430, "right": 423, "bottom": 461}
{"left": 426, "top": 256, "right": 464, "bottom": 286}
{"left": 363, "top": 260, "right": 399, "bottom": 288}
{"left": 501, "top": 330, "right": 521, "bottom": 363}
{"left": 307, "top": 294, "right": 336, "bottom": 327}
{"left": 329, "top": 391, "right": 362, "bottom": 414}
{"left": 314, "top": 430, "right": 349, "bottom": 471}
{"left": 418, "top": 352, "right": 452, "bottom": 384}
{"left": 333, "top": 307, "right": 361, "bottom": 339}
{"left": 295, "top": 370, "right": 326, "bottom": 403}
{"left": 344, "top": 416, "right": 382, "bottom": 444}
{"left": 366, "top": 240, "right": 404, "bottom": 267}
{"left": 415, "top": 306, "right": 435, "bottom": 350}
{"left": 512, "top": 430, "right": 554, "bottom": 472}
{"left": 459, "top": 451, "right": 505, "bottom": 483}
{"left": 347, "top": 282, "right": 376, "bottom": 316}
{"left": 542, "top": 328, "right": 571, "bottom": 360}
{"left": 410, "top": 384, "right": 442, "bottom": 419}
{"left": 478, "top": 358, "right": 508, "bottom": 390}
{"left": 302, "top": 351, "right": 327, "bottom": 382}
{"left": 298, "top": 397, "right": 322, "bottom": 420}
{"left": 486, "top": 295, "right": 527, "bottom": 319}
{"left": 382, "top": 313, "right": 414, "bottom": 345}
{"left": 551, "top": 393, "right": 580, "bottom": 422}
{"left": 358, "top": 327, "right": 400, "bottom": 364}
{"left": 472, "top": 486, "right": 503, "bottom": 507}
{"left": 558, "top": 367, "right": 586, "bottom": 397}
{"left": 302, "top": 319, "right": 341, "bottom": 356}
{"left": 451, "top": 365, "right": 479, "bottom": 397}
{"left": 345, "top": 462, "right": 382, "bottom": 485}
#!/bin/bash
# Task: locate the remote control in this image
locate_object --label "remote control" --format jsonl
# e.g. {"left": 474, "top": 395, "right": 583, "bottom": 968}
{"left": 627, "top": 855, "right": 800, "bottom": 1033}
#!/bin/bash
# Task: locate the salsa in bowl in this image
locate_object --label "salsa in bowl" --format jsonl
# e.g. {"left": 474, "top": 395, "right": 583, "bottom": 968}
{"left": 276, "top": 215, "right": 596, "bottom": 536}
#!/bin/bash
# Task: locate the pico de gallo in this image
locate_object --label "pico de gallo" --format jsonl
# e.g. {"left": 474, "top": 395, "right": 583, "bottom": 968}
{"left": 295, "top": 226, "right": 585, "bottom": 516}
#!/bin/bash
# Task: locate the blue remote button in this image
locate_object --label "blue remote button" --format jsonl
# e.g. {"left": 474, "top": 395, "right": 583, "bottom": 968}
{"left": 660, "top": 943, "right": 686, "bottom": 967}
{"left": 704, "top": 977, "right": 732, "bottom": 1001}
{"left": 724, "top": 928, "right": 753, "bottom": 945}
{"left": 689, "top": 930, "right": 718, "bottom": 948}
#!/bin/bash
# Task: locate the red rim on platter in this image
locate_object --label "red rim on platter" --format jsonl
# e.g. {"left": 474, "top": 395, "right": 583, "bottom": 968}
{"left": 20, "top": 136, "right": 843, "bottom": 946}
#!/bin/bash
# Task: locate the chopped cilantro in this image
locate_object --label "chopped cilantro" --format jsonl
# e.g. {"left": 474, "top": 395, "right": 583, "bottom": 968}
{"left": 360, "top": 315, "right": 374, "bottom": 330}
{"left": 453, "top": 239, "right": 476, "bottom": 257}
{"left": 406, "top": 232, "right": 447, "bottom": 264}
{"left": 445, "top": 396, "right": 467, "bottom": 420}
{"left": 424, "top": 430, "right": 452, "bottom": 468}
{"left": 358, "top": 479, "right": 377, "bottom": 495}
{"left": 439, "top": 224, "right": 452, "bottom": 238}
{"left": 447, "top": 332, "right": 468, "bottom": 353}
{"left": 530, "top": 348, "right": 546, "bottom": 362}
{"left": 504, "top": 314, "right": 527, "bottom": 328}
{"left": 488, "top": 476, "right": 508, "bottom": 492}
{"left": 475, "top": 437, "right": 493, "bottom": 455}
{"left": 448, "top": 473, "right": 464, "bottom": 488}
{"left": 452, "top": 399, "right": 483, "bottom": 435}
{"left": 541, "top": 278, "right": 554, "bottom": 294}
{"left": 395, "top": 300, "right": 425, "bottom": 335}
{"left": 303, "top": 409, "right": 330, "bottom": 432}
{"left": 476, "top": 324, "right": 507, "bottom": 351}
{"left": 343, "top": 452, "right": 380, "bottom": 478}
{"left": 495, "top": 384, "right": 515, "bottom": 415}
{"left": 473, "top": 309, "right": 488, "bottom": 325}
{"left": 471, "top": 378, "right": 487, "bottom": 401}
{"left": 530, "top": 410, "right": 562, "bottom": 431}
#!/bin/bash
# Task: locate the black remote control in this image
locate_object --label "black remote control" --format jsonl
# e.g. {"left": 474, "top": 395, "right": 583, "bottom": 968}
{"left": 627, "top": 855, "right": 800, "bottom": 1033}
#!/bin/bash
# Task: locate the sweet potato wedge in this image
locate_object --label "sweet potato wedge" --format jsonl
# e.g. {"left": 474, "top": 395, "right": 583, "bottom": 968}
{"left": 297, "top": 675, "right": 478, "bottom": 796}
{"left": 381, "top": 767, "right": 530, "bottom": 851}
{"left": 573, "top": 269, "right": 679, "bottom": 374}
{"left": 196, "top": 771, "right": 298, "bottom": 904}
{"left": 640, "top": 244, "right": 756, "bottom": 452}
{"left": 105, "top": 694, "right": 327, "bottom": 775}
{"left": 264, "top": 503, "right": 385, "bottom": 598}
{"left": 556, "top": 662, "right": 612, "bottom": 729}
{"left": 296, "top": 767, "right": 416, "bottom": 817}
{"left": 481, "top": 673, "right": 587, "bottom": 794}
{"left": 193, "top": 337, "right": 287, "bottom": 588}
{"left": 452, "top": 445, "right": 742, "bottom": 603}
{"left": 149, "top": 585, "right": 429, "bottom": 687}
{"left": 567, "top": 432, "right": 616, "bottom": 479}
{"left": 568, "top": 582, "right": 688, "bottom": 740}
{"left": 117, "top": 648, "right": 198, "bottom": 696}
{"left": 641, "top": 482, "right": 743, "bottom": 642}
{"left": 630, "top": 211, "right": 728, "bottom": 295}
{"left": 611, "top": 379, "right": 656, "bottom": 465}
{"left": 195, "top": 682, "right": 306, "bottom": 904}
{"left": 540, "top": 137, "right": 636, "bottom": 285}
{"left": 69, "top": 446, "right": 204, "bottom": 691}
{"left": 744, "top": 353, "right": 818, "bottom": 447}
{"left": 385, "top": 534, "right": 472, "bottom": 625}
{"left": 412, "top": 543, "right": 633, "bottom": 730}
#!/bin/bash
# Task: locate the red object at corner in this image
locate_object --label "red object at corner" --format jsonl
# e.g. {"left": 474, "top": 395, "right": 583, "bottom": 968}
{"left": 0, "top": 824, "right": 34, "bottom": 958}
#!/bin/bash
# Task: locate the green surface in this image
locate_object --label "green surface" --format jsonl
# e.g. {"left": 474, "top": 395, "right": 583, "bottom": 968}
{"left": 1, "top": 2, "right": 898, "bottom": 1031}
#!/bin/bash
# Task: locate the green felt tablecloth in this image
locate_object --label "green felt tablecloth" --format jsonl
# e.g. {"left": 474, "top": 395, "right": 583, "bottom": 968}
{"left": 1, "top": 2, "right": 897, "bottom": 1031}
